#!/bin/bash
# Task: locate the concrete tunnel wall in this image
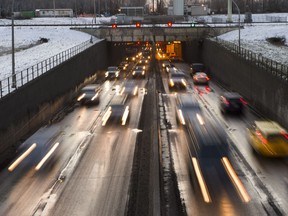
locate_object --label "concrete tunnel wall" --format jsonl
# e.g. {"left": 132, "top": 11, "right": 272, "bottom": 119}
{"left": 0, "top": 40, "right": 108, "bottom": 166}
{"left": 199, "top": 39, "right": 288, "bottom": 129}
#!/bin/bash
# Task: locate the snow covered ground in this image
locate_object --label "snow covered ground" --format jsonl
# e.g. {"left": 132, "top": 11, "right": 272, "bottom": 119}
{"left": 0, "top": 14, "right": 287, "bottom": 85}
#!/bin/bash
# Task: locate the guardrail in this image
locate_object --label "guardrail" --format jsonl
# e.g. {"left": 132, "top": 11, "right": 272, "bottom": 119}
{"left": 215, "top": 38, "right": 288, "bottom": 81}
{"left": 0, "top": 39, "right": 92, "bottom": 99}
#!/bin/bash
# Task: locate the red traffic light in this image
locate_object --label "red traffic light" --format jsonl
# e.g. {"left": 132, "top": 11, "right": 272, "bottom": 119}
{"left": 112, "top": 23, "right": 117, "bottom": 28}
{"left": 136, "top": 22, "right": 141, "bottom": 28}
{"left": 167, "top": 21, "right": 172, "bottom": 27}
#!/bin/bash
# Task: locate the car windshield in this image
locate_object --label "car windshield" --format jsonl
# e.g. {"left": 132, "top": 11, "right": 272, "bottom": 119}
{"left": 171, "top": 73, "right": 185, "bottom": 78}
{"left": 108, "top": 66, "right": 118, "bottom": 71}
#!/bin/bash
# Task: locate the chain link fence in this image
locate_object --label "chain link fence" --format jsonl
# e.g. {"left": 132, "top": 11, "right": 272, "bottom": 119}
{"left": 0, "top": 39, "right": 92, "bottom": 99}
{"left": 215, "top": 38, "right": 288, "bottom": 82}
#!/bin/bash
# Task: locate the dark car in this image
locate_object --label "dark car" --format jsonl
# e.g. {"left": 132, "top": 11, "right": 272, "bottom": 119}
{"left": 193, "top": 72, "right": 210, "bottom": 85}
{"left": 77, "top": 84, "right": 101, "bottom": 105}
{"left": 190, "top": 63, "right": 206, "bottom": 76}
{"left": 168, "top": 71, "right": 187, "bottom": 90}
{"left": 105, "top": 66, "right": 120, "bottom": 80}
{"left": 219, "top": 92, "right": 246, "bottom": 114}
{"left": 102, "top": 94, "right": 130, "bottom": 126}
{"left": 175, "top": 93, "right": 201, "bottom": 125}
{"left": 120, "top": 80, "right": 139, "bottom": 97}
{"left": 132, "top": 66, "right": 146, "bottom": 78}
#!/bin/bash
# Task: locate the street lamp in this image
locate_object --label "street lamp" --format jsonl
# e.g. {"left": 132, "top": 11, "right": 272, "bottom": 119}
{"left": 11, "top": 0, "right": 16, "bottom": 88}
{"left": 232, "top": 0, "right": 241, "bottom": 50}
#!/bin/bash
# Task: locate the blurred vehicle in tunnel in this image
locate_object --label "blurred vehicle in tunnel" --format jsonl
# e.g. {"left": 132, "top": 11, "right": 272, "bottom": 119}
{"left": 190, "top": 63, "right": 206, "bottom": 76}
{"left": 247, "top": 120, "right": 288, "bottom": 157}
{"left": 175, "top": 93, "right": 201, "bottom": 125}
{"left": 186, "top": 110, "right": 229, "bottom": 158}
{"left": 77, "top": 84, "right": 101, "bottom": 105}
{"left": 193, "top": 72, "right": 210, "bottom": 85}
{"left": 120, "top": 80, "right": 139, "bottom": 97}
{"left": 168, "top": 71, "right": 187, "bottom": 90}
{"left": 102, "top": 94, "right": 130, "bottom": 126}
{"left": 219, "top": 92, "right": 246, "bottom": 114}
{"left": 105, "top": 66, "right": 120, "bottom": 80}
{"left": 132, "top": 66, "right": 146, "bottom": 79}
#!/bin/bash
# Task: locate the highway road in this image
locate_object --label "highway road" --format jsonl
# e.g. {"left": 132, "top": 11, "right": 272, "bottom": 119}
{"left": 0, "top": 55, "right": 287, "bottom": 216}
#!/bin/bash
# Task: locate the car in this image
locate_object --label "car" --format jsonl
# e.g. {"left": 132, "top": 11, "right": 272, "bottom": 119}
{"left": 101, "top": 94, "right": 130, "bottom": 126}
{"left": 162, "top": 60, "right": 170, "bottom": 69}
{"left": 118, "top": 61, "right": 129, "bottom": 71}
{"left": 190, "top": 63, "right": 206, "bottom": 76}
{"left": 120, "top": 80, "right": 139, "bottom": 97}
{"left": 77, "top": 84, "right": 101, "bottom": 105}
{"left": 175, "top": 93, "right": 201, "bottom": 125}
{"left": 168, "top": 71, "right": 187, "bottom": 90}
{"left": 193, "top": 72, "right": 210, "bottom": 85}
{"left": 247, "top": 121, "right": 288, "bottom": 157}
{"left": 132, "top": 66, "right": 146, "bottom": 78}
{"left": 105, "top": 66, "right": 120, "bottom": 80}
{"left": 219, "top": 92, "right": 246, "bottom": 114}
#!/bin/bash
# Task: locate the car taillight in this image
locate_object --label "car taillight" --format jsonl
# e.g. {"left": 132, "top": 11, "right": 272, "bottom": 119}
{"left": 240, "top": 98, "right": 248, "bottom": 105}
{"left": 223, "top": 98, "right": 230, "bottom": 105}
{"left": 281, "top": 131, "right": 288, "bottom": 140}
{"left": 206, "top": 77, "right": 210, "bottom": 81}
{"left": 256, "top": 130, "right": 268, "bottom": 144}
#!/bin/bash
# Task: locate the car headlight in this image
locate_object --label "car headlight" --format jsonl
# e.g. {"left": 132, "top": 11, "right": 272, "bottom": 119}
{"left": 133, "top": 71, "right": 135, "bottom": 75}
{"left": 142, "top": 71, "right": 145, "bottom": 75}
{"left": 169, "top": 79, "right": 174, "bottom": 87}
{"left": 105, "top": 72, "right": 108, "bottom": 77}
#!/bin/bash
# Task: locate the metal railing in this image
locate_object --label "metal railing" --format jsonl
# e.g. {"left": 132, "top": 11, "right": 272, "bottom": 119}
{"left": 0, "top": 39, "right": 92, "bottom": 99}
{"left": 214, "top": 38, "right": 288, "bottom": 81}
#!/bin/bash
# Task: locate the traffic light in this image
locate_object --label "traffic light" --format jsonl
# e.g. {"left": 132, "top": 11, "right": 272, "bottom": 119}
{"left": 135, "top": 22, "right": 141, "bottom": 28}
{"left": 167, "top": 21, "right": 172, "bottom": 27}
{"left": 112, "top": 23, "right": 117, "bottom": 28}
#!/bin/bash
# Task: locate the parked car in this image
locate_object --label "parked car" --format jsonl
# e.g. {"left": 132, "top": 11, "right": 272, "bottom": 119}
{"left": 219, "top": 92, "right": 245, "bottom": 114}
{"left": 190, "top": 63, "right": 206, "bottom": 76}
{"left": 132, "top": 66, "right": 146, "bottom": 78}
{"left": 101, "top": 94, "right": 130, "bottom": 126}
{"left": 77, "top": 84, "right": 101, "bottom": 105}
{"left": 168, "top": 71, "right": 187, "bottom": 90}
{"left": 105, "top": 66, "right": 120, "bottom": 80}
{"left": 193, "top": 72, "right": 210, "bottom": 85}
{"left": 247, "top": 120, "right": 288, "bottom": 157}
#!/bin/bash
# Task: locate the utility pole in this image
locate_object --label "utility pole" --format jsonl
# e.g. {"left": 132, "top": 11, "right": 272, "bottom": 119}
{"left": 11, "top": 0, "right": 16, "bottom": 88}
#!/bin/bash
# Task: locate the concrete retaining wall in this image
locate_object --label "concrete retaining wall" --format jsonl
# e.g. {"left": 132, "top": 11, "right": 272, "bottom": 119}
{"left": 201, "top": 39, "right": 288, "bottom": 128}
{"left": 0, "top": 40, "right": 108, "bottom": 166}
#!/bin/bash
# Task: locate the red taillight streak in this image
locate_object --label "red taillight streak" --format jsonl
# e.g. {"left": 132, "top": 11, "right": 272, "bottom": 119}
{"left": 256, "top": 130, "right": 268, "bottom": 144}
{"left": 205, "top": 86, "right": 211, "bottom": 92}
{"left": 240, "top": 98, "right": 248, "bottom": 105}
{"left": 281, "top": 131, "right": 288, "bottom": 140}
{"left": 223, "top": 98, "right": 230, "bottom": 105}
{"left": 206, "top": 77, "right": 210, "bottom": 81}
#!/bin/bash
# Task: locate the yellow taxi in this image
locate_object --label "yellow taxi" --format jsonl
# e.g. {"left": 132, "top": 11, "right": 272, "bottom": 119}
{"left": 247, "top": 121, "right": 288, "bottom": 157}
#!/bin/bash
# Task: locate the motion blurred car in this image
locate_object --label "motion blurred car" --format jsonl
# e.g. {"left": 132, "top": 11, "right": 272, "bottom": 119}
{"left": 169, "top": 72, "right": 187, "bottom": 90}
{"left": 120, "top": 80, "right": 139, "bottom": 97}
{"left": 247, "top": 121, "right": 288, "bottom": 157}
{"left": 193, "top": 72, "right": 209, "bottom": 85}
{"left": 105, "top": 66, "right": 120, "bottom": 80}
{"left": 162, "top": 60, "right": 170, "bottom": 69}
{"left": 190, "top": 63, "right": 206, "bottom": 76}
{"left": 118, "top": 61, "right": 129, "bottom": 71}
{"left": 77, "top": 84, "right": 101, "bottom": 105}
{"left": 101, "top": 94, "right": 130, "bottom": 126}
{"left": 132, "top": 66, "right": 146, "bottom": 78}
{"left": 219, "top": 92, "right": 245, "bottom": 114}
{"left": 175, "top": 93, "right": 201, "bottom": 125}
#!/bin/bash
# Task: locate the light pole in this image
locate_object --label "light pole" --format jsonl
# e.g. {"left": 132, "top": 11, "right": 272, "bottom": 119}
{"left": 11, "top": 0, "right": 16, "bottom": 88}
{"left": 232, "top": 0, "right": 241, "bottom": 50}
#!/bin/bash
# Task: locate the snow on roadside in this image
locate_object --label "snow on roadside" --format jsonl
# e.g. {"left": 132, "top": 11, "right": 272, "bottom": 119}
{"left": 218, "top": 23, "right": 288, "bottom": 65}
{"left": 0, "top": 25, "right": 98, "bottom": 80}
